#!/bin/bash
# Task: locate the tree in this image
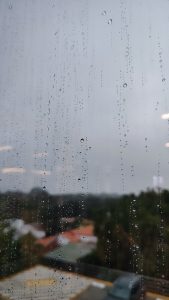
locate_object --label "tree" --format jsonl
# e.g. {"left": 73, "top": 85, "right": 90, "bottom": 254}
{"left": 0, "top": 221, "right": 20, "bottom": 277}
{"left": 18, "top": 233, "right": 43, "bottom": 268}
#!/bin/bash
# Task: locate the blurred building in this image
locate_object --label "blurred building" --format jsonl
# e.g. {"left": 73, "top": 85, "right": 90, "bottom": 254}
{"left": 57, "top": 224, "right": 97, "bottom": 245}
{"left": 7, "top": 219, "right": 45, "bottom": 240}
{"left": 0, "top": 265, "right": 109, "bottom": 300}
{"left": 36, "top": 235, "right": 58, "bottom": 254}
{"left": 44, "top": 242, "right": 95, "bottom": 266}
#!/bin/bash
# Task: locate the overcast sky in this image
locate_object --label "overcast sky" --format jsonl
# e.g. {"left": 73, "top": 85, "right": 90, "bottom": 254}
{"left": 0, "top": 0, "right": 169, "bottom": 195}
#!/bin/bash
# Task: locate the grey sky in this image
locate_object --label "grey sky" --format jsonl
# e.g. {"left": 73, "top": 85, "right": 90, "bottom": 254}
{"left": 0, "top": 0, "right": 169, "bottom": 194}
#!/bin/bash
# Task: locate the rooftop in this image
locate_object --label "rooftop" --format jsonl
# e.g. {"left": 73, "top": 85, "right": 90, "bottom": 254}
{"left": 58, "top": 225, "right": 96, "bottom": 245}
{"left": 36, "top": 235, "right": 57, "bottom": 248}
{"left": 114, "top": 274, "right": 142, "bottom": 288}
{"left": 0, "top": 265, "right": 109, "bottom": 300}
{"left": 0, "top": 266, "right": 169, "bottom": 300}
{"left": 44, "top": 242, "right": 95, "bottom": 263}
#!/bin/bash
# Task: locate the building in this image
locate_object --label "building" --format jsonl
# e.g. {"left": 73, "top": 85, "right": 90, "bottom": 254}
{"left": 0, "top": 265, "right": 168, "bottom": 300}
{"left": 36, "top": 235, "right": 57, "bottom": 254}
{"left": 7, "top": 219, "right": 45, "bottom": 240}
{"left": 57, "top": 225, "right": 97, "bottom": 245}
{"left": 0, "top": 265, "right": 109, "bottom": 300}
{"left": 44, "top": 242, "right": 95, "bottom": 265}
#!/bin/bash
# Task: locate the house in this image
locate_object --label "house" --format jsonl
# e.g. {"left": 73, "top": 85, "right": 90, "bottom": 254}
{"left": 57, "top": 224, "right": 97, "bottom": 245}
{"left": 36, "top": 235, "right": 57, "bottom": 254}
{"left": 7, "top": 219, "right": 45, "bottom": 240}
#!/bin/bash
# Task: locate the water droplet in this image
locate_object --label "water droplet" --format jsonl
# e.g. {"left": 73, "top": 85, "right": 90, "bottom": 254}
{"left": 80, "top": 138, "right": 84, "bottom": 143}
{"left": 101, "top": 10, "right": 106, "bottom": 16}
{"left": 162, "top": 77, "right": 166, "bottom": 82}
{"left": 123, "top": 83, "right": 127, "bottom": 88}
{"left": 108, "top": 19, "right": 112, "bottom": 25}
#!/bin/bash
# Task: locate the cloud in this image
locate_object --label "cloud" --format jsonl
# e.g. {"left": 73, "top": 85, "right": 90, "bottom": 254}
{"left": 1, "top": 167, "right": 26, "bottom": 174}
{"left": 161, "top": 113, "right": 169, "bottom": 120}
{"left": 1, "top": 168, "right": 51, "bottom": 176}
{"left": 31, "top": 169, "right": 51, "bottom": 176}
{"left": 153, "top": 175, "right": 164, "bottom": 188}
{"left": 0, "top": 145, "right": 13, "bottom": 152}
{"left": 55, "top": 165, "right": 74, "bottom": 173}
{"left": 33, "top": 152, "right": 48, "bottom": 158}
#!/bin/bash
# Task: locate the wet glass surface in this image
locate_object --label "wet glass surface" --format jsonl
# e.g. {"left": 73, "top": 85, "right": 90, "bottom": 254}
{"left": 0, "top": 1, "right": 169, "bottom": 299}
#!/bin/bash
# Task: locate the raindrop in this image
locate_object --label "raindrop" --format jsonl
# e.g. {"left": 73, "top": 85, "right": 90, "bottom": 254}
{"left": 80, "top": 138, "right": 84, "bottom": 143}
{"left": 123, "top": 83, "right": 127, "bottom": 88}
{"left": 162, "top": 77, "right": 166, "bottom": 82}
{"left": 108, "top": 19, "right": 112, "bottom": 25}
{"left": 101, "top": 10, "right": 107, "bottom": 16}
{"left": 8, "top": 3, "right": 12, "bottom": 9}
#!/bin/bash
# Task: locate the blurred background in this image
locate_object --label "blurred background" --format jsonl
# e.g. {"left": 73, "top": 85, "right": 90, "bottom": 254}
{"left": 0, "top": 0, "right": 169, "bottom": 299}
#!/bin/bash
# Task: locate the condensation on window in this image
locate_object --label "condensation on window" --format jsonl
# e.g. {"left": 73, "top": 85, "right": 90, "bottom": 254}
{"left": 0, "top": 0, "right": 169, "bottom": 299}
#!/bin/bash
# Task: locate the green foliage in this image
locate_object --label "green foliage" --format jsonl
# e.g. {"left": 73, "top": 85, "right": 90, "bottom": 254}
{"left": 18, "top": 233, "right": 43, "bottom": 268}
{"left": 0, "top": 222, "right": 43, "bottom": 278}
{"left": 90, "top": 189, "right": 169, "bottom": 279}
{"left": 0, "top": 221, "right": 20, "bottom": 277}
{"left": 1, "top": 188, "right": 169, "bottom": 279}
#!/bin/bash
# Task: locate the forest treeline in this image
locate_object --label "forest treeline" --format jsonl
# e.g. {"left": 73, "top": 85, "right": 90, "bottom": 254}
{"left": 0, "top": 188, "right": 169, "bottom": 279}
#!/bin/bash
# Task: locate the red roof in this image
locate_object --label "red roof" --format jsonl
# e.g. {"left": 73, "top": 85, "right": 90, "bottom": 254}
{"left": 58, "top": 225, "right": 94, "bottom": 244}
{"left": 72, "top": 225, "right": 94, "bottom": 236}
{"left": 36, "top": 235, "right": 57, "bottom": 247}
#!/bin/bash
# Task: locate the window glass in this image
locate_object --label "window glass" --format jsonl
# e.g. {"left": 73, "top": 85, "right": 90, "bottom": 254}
{"left": 131, "top": 284, "right": 139, "bottom": 295}
{"left": 0, "top": 0, "right": 169, "bottom": 299}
